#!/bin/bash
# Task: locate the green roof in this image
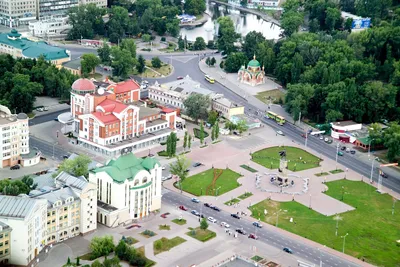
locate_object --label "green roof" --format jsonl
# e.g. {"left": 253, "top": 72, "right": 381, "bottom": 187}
{"left": 92, "top": 153, "right": 160, "bottom": 183}
{"left": 248, "top": 59, "right": 260, "bottom": 68}
{"left": 357, "top": 136, "right": 371, "bottom": 145}
{"left": 0, "top": 30, "right": 69, "bottom": 61}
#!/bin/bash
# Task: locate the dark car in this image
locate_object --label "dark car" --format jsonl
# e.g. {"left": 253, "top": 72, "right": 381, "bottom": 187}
{"left": 40, "top": 156, "right": 47, "bottom": 161}
{"left": 177, "top": 76, "right": 184, "bottom": 80}
{"left": 236, "top": 228, "right": 246, "bottom": 235}
{"left": 341, "top": 146, "right": 346, "bottom": 151}
{"left": 204, "top": 203, "right": 211, "bottom": 208}
{"left": 380, "top": 172, "right": 388, "bottom": 178}
{"left": 283, "top": 247, "right": 293, "bottom": 254}
{"left": 193, "top": 162, "right": 203, "bottom": 167}
{"left": 63, "top": 155, "right": 69, "bottom": 159}
{"left": 350, "top": 150, "right": 356, "bottom": 154}
{"left": 126, "top": 224, "right": 141, "bottom": 229}
{"left": 301, "top": 134, "right": 306, "bottom": 138}
{"left": 212, "top": 206, "right": 221, "bottom": 212}
{"left": 231, "top": 213, "right": 240, "bottom": 219}
{"left": 248, "top": 234, "right": 258, "bottom": 240}
{"left": 191, "top": 210, "right": 200, "bottom": 216}
{"left": 252, "top": 222, "right": 262, "bottom": 228}
{"left": 10, "top": 165, "right": 20, "bottom": 170}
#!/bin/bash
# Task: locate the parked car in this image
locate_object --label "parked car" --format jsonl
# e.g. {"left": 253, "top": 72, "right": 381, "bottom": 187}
{"left": 252, "top": 222, "right": 262, "bottom": 228}
{"left": 337, "top": 151, "right": 344, "bottom": 156}
{"left": 10, "top": 165, "right": 20, "bottom": 170}
{"left": 54, "top": 118, "right": 59, "bottom": 122}
{"left": 221, "top": 222, "right": 230, "bottom": 228}
{"left": 380, "top": 172, "right": 388, "bottom": 178}
{"left": 179, "top": 205, "right": 187, "bottom": 211}
{"left": 341, "top": 146, "right": 346, "bottom": 151}
{"left": 126, "top": 224, "right": 141, "bottom": 229}
{"left": 43, "top": 107, "right": 49, "bottom": 111}
{"left": 40, "top": 156, "right": 47, "bottom": 161}
{"left": 319, "top": 136, "right": 324, "bottom": 140}
{"left": 191, "top": 210, "right": 200, "bottom": 216}
{"left": 235, "top": 228, "right": 246, "bottom": 235}
{"left": 248, "top": 234, "right": 258, "bottom": 240}
{"left": 36, "top": 107, "right": 44, "bottom": 112}
{"left": 193, "top": 162, "right": 203, "bottom": 167}
{"left": 161, "top": 165, "right": 166, "bottom": 170}
{"left": 204, "top": 203, "right": 211, "bottom": 208}
{"left": 176, "top": 76, "right": 184, "bottom": 80}
{"left": 160, "top": 212, "right": 170, "bottom": 218}
{"left": 231, "top": 213, "right": 241, "bottom": 219}
{"left": 276, "top": 130, "right": 284, "bottom": 136}
{"left": 350, "top": 150, "right": 356, "bottom": 154}
{"left": 63, "top": 155, "right": 69, "bottom": 159}
{"left": 346, "top": 148, "right": 351, "bottom": 153}
{"left": 191, "top": 197, "right": 200, "bottom": 203}
{"left": 283, "top": 247, "right": 293, "bottom": 254}
{"left": 212, "top": 206, "right": 221, "bottom": 212}
{"left": 301, "top": 134, "right": 306, "bottom": 138}
{"left": 208, "top": 217, "right": 217, "bottom": 223}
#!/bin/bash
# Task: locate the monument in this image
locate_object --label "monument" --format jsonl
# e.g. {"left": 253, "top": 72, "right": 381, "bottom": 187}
{"left": 237, "top": 55, "right": 265, "bottom": 86}
{"left": 274, "top": 150, "right": 289, "bottom": 186}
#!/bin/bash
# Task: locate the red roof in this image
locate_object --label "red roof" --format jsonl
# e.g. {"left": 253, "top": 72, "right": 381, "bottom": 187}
{"left": 162, "top": 107, "right": 176, "bottom": 113}
{"left": 107, "top": 79, "right": 140, "bottom": 94}
{"left": 92, "top": 112, "right": 119, "bottom": 124}
{"left": 98, "top": 99, "right": 127, "bottom": 114}
{"left": 72, "top": 78, "right": 96, "bottom": 91}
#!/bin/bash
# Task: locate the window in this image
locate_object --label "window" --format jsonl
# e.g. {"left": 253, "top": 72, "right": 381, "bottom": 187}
{"left": 64, "top": 207, "right": 67, "bottom": 211}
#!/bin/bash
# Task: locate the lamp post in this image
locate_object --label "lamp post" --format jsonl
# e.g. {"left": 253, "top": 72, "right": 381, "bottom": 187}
{"left": 334, "top": 214, "right": 342, "bottom": 236}
{"left": 341, "top": 233, "right": 349, "bottom": 253}
{"left": 309, "top": 194, "right": 312, "bottom": 209}
{"left": 215, "top": 186, "right": 221, "bottom": 197}
{"left": 370, "top": 157, "right": 378, "bottom": 183}
{"left": 335, "top": 143, "right": 339, "bottom": 170}
{"left": 368, "top": 138, "right": 375, "bottom": 158}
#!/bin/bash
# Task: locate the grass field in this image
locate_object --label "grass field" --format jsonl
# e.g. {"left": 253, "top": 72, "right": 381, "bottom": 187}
{"left": 249, "top": 180, "right": 400, "bottom": 266}
{"left": 137, "top": 246, "right": 156, "bottom": 267}
{"left": 153, "top": 237, "right": 186, "bottom": 255}
{"left": 252, "top": 146, "right": 320, "bottom": 171}
{"left": 179, "top": 168, "right": 241, "bottom": 196}
{"left": 172, "top": 218, "right": 187, "bottom": 225}
{"left": 240, "top": 164, "right": 258, "bottom": 173}
{"left": 255, "top": 89, "right": 285, "bottom": 104}
{"left": 186, "top": 227, "right": 216, "bottom": 242}
{"left": 330, "top": 169, "right": 344, "bottom": 174}
{"left": 238, "top": 192, "right": 253, "bottom": 200}
{"left": 159, "top": 224, "right": 171, "bottom": 230}
{"left": 315, "top": 172, "right": 330, "bottom": 177}
{"left": 224, "top": 198, "right": 240, "bottom": 206}
{"left": 143, "top": 60, "right": 172, "bottom": 78}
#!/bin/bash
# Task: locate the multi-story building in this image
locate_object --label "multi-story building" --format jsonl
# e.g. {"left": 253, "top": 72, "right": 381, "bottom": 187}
{"left": 0, "top": 29, "right": 70, "bottom": 65}
{"left": 89, "top": 152, "right": 162, "bottom": 227}
{"left": 30, "top": 171, "right": 97, "bottom": 244}
{"left": 0, "top": 104, "right": 40, "bottom": 168}
{"left": 212, "top": 97, "right": 245, "bottom": 119}
{"left": 29, "top": 16, "right": 72, "bottom": 38}
{"left": 0, "top": 196, "right": 47, "bottom": 266}
{"left": 0, "top": 0, "right": 37, "bottom": 28}
{"left": 80, "top": 0, "right": 106, "bottom": 8}
{"left": 70, "top": 78, "right": 177, "bottom": 157}
{"left": 0, "top": 222, "right": 11, "bottom": 265}
{"left": 38, "top": 0, "right": 78, "bottom": 18}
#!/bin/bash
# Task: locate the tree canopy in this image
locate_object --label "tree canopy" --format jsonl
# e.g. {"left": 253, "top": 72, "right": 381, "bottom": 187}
{"left": 183, "top": 94, "right": 211, "bottom": 122}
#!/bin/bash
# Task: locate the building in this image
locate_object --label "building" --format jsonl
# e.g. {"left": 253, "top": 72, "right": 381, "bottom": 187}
{"left": 212, "top": 97, "right": 244, "bottom": 119}
{"left": 38, "top": 0, "right": 78, "bottom": 18}
{"left": 0, "top": 222, "right": 11, "bottom": 265}
{"left": 0, "top": 0, "right": 37, "bottom": 28}
{"left": 341, "top": 11, "right": 371, "bottom": 31}
{"left": 30, "top": 171, "right": 97, "bottom": 244}
{"left": 70, "top": 78, "right": 177, "bottom": 157}
{"left": 330, "top": 121, "right": 363, "bottom": 143}
{"left": 0, "top": 196, "right": 47, "bottom": 266}
{"left": 230, "top": 114, "right": 261, "bottom": 129}
{"left": 89, "top": 152, "right": 162, "bottom": 226}
{"left": 247, "top": 0, "right": 280, "bottom": 8}
{"left": 62, "top": 58, "right": 82, "bottom": 76}
{"left": 0, "top": 29, "right": 70, "bottom": 65}
{"left": 0, "top": 104, "right": 41, "bottom": 168}
{"left": 80, "top": 0, "right": 107, "bottom": 8}
{"left": 238, "top": 55, "right": 265, "bottom": 87}
{"left": 29, "top": 16, "right": 72, "bottom": 38}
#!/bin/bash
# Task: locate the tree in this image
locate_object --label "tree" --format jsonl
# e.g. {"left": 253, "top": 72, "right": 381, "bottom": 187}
{"left": 154, "top": 239, "right": 163, "bottom": 250}
{"left": 115, "top": 240, "right": 128, "bottom": 259}
{"left": 151, "top": 57, "right": 162, "bottom": 68}
{"left": 137, "top": 55, "right": 146, "bottom": 73}
{"left": 236, "top": 120, "right": 248, "bottom": 134}
{"left": 91, "top": 260, "right": 103, "bottom": 267}
{"left": 193, "top": 37, "right": 206, "bottom": 50}
{"left": 97, "top": 42, "right": 111, "bottom": 65}
{"left": 200, "top": 217, "right": 209, "bottom": 230}
{"left": 67, "top": 4, "right": 106, "bottom": 40}
{"left": 103, "top": 256, "right": 121, "bottom": 267}
{"left": 166, "top": 19, "right": 180, "bottom": 37}
{"left": 178, "top": 36, "right": 185, "bottom": 50}
{"left": 242, "top": 31, "right": 266, "bottom": 59}
{"left": 111, "top": 46, "right": 137, "bottom": 79}
{"left": 368, "top": 123, "right": 384, "bottom": 145}
{"left": 215, "top": 122, "right": 219, "bottom": 139}
{"left": 224, "top": 52, "right": 248, "bottom": 73}
{"left": 9, "top": 74, "right": 43, "bottom": 113}
{"left": 217, "top": 17, "right": 239, "bottom": 55}
{"left": 210, "top": 57, "right": 216, "bottom": 66}
{"left": 199, "top": 123, "right": 205, "bottom": 145}
{"left": 183, "top": 131, "right": 188, "bottom": 151}
{"left": 89, "top": 236, "right": 115, "bottom": 259}
{"left": 81, "top": 54, "right": 100, "bottom": 77}
{"left": 21, "top": 175, "right": 37, "bottom": 190}
{"left": 208, "top": 110, "right": 218, "bottom": 125}
{"left": 183, "top": 94, "right": 210, "bottom": 122}
{"left": 184, "top": 0, "right": 206, "bottom": 15}
{"left": 211, "top": 124, "right": 215, "bottom": 141}
{"left": 67, "top": 257, "right": 71, "bottom": 265}
{"left": 206, "top": 57, "right": 211, "bottom": 66}
{"left": 188, "top": 134, "right": 192, "bottom": 150}
{"left": 280, "top": 10, "right": 304, "bottom": 37}
{"left": 166, "top": 132, "right": 177, "bottom": 157}
{"left": 384, "top": 123, "right": 400, "bottom": 162}
{"left": 120, "top": 39, "right": 137, "bottom": 59}
{"left": 56, "top": 154, "right": 91, "bottom": 177}
{"left": 170, "top": 155, "right": 191, "bottom": 193}
{"left": 76, "top": 257, "right": 80, "bottom": 266}
{"left": 142, "top": 34, "right": 151, "bottom": 43}
{"left": 325, "top": 7, "right": 342, "bottom": 32}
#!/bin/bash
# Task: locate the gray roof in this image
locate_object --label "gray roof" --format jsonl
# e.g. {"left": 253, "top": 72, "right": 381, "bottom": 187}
{"left": 33, "top": 172, "right": 56, "bottom": 189}
{"left": 138, "top": 106, "right": 161, "bottom": 120}
{"left": 98, "top": 200, "right": 118, "bottom": 212}
{"left": 17, "top": 113, "right": 28, "bottom": 119}
{"left": 0, "top": 196, "right": 43, "bottom": 219}
{"left": 0, "top": 221, "right": 11, "bottom": 231}
{"left": 55, "top": 171, "right": 89, "bottom": 191}
{"left": 62, "top": 58, "right": 81, "bottom": 70}
{"left": 32, "top": 187, "right": 79, "bottom": 208}
{"left": 214, "top": 97, "right": 243, "bottom": 108}
{"left": 158, "top": 76, "right": 222, "bottom": 99}
{"left": 68, "top": 153, "right": 102, "bottom": 170}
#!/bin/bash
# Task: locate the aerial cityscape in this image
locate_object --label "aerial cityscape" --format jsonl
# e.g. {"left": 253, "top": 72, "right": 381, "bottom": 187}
{"left": 0, "top": 0, "right": 399, "bottom": 266}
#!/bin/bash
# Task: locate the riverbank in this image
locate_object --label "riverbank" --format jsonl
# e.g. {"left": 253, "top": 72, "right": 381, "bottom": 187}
{"left": 209, "top": 0, "right": 281, "bottom": 26}
{"left": 179, "top": 12, "right": 210, "bottom": 28}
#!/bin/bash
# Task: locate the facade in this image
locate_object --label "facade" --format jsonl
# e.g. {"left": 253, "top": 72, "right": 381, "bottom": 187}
{"left": 212, "top": 97, "right": 244, "bottom": 119}
{"left": 0, "top": 196, "right": 47, "bottom": 266}
{"left": 62, "top": 58, "right": 82, "bottom": 76}
{"left": 89, "top": 152, "right": 162, "bottom": 227}
{"left": 0, "top": 222, "right": 11, "bottom": 265}
{"left": 238, "top": 56, "right": 265, "bottom": 86}
{"left": 38, "top": 0, "right": 78, "bottom": 18}
{"left": 0, "top": 29, "right": 70, "bottom": 65}
{"left": 0, "top": 0, "right": 36, "bottom": 28}
{"left": 29, "top": 16, "right": 72, "bottom": 38}
{"left": 70, "top": 78, "right": 177, "bottom": 157}
{"left": 330, "top": 121, "right": 362, "bottom": 143}
{"left": 80, "top": 0, "right": 107, "bottom": 8}
{"left": 0, "top": 104, "right": 40, "bottom": 168}
{"left": 30, "top": 171, "right": 97, "bottom": 244}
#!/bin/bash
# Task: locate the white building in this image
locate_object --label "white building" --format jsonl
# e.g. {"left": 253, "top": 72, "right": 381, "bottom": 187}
{"left": 29, "top": 16, "right": 72, "bottom": 38}
{"left": 0, "top": 0, "right": 37, "bottom": 27}
{"left": 89, "top": 152, "right": 162, "bottom": 227}
{"left": 330, "top": 121, "right": 362, "bottom": 143}
{"left": 0, "top": 196, "right": 47, "bottom": 266}
{"left": 30, "top": 171, "right": 97, "bottom": 244}
{"left": 0, "top": 104, "right": 40, "bottom": 168}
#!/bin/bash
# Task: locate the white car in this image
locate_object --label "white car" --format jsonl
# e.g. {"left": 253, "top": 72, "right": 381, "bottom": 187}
{"left": 43, "top": 107, "right": 49, "bottom": 111}
{"left": 161, "top": 165, "right": 166, "bottom": 170}
{"left": 276, "top": 130, "right": 284, "bottom": 136}
{"left": 208, "top": 217, "right": 217, "bottom": 223}
{"left": 320, "top": 136, "right": 324, "bottom": 140}
{"left": 221, "top": 222, "right": 230, "bottom": 228}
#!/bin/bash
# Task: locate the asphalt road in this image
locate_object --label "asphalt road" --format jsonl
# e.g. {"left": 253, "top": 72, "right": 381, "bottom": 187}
{"left": 30, "top": 136, "right": 70, "bottom": 161}
{"left": 29, "top": 108, "right": 70, "bottom": 126}
{"left": 162, "top": 189, "right": 359, "bottom": 267}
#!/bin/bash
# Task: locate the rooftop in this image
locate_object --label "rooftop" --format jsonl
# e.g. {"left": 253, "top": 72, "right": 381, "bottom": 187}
{"left": 138, "top": 106, "right": 161, "bottom": 120}
{"left": 158, "top": 76, "right": 222, "bottom": 99}
{"left": 0, "top": 196, "right": 44, "bottom": 219}
{"left": 62, "top": 58, "right": 81, "bottom": 70}
{"left": 146, "top": 118, "right": 168, "bottom": 127}
{"left": 214, "top": 97, "right": 243, "bottom": 108}
{"left": 107, "top": 79, "right": 140, "bottom": 94}
{"left": 331, "top": 121, "right": 361, "bottom": 127}
{"left": 55, "top": 171, "right": 90, "bottom": 191}
{"left": 103, "top": 128, "right": 172, "bottom": 149}
{"left": 98, "top": 200, "right": 118, "bottom": 212}
{"left": 31, "top": 186, "right": 79, "bottom": 208}
{"left": 0, "top": 221, "right": 10, "bottom": 231}
{"left": 91, "top": 152, "right": 160, "bottom": 183}
{"left": 21, "top": 147, "right": 41, "bottom": 159}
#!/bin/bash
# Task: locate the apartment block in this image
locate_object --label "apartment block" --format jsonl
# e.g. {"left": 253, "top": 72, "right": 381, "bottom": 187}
{"left": 0, "top": 222, "right": 11, "bottom": 265}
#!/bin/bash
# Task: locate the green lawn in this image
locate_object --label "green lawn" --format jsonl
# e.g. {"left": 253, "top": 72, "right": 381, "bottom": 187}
{"left": 179, "top": 168, "right": 241, "bottom": 196}
{"left": 224, "top": 198, "right": 240, "bottom": 206}
{"left": 315, "top": 172, "right": 330, "bottom": 177}
{"left": 238, "top": 192, "right": 253, "bottom": 200}
{"left": 249, "top": 180, "right": 400, "bottom": 266}
{"left": 251, "top": 255, "right": 263, "bottom": 262}
{"left": 251, "top": 146, "right": 320, "bottom": 171}
{"left": 172, "top": 218, "right": 187, "bottom": 225}
{"left": 159, "top": 224, "right": 171, "bottom": 230}
{"left": 255, "top": 89, "right": 285, "bottom": 104}
{"left": 153, "top": 237, "right": 186, "bottom": 255}
{"left": 137, "top": 246, "right": 156, "bottom": 267}
{"left": 330, "top": 169, "right": 344, "bottom": 174}
{"left": 186, "top": 227, "right": 216, "bottom": 242}
{"left": 193, "top": 128, "right": 209, "bottom": 139}
{"left": 240, "top": 164, "right": 258, "bottom": 173}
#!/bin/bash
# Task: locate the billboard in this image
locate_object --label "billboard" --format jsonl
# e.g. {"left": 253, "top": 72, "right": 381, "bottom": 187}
{"left": 352, "top": 18, "right": 371, "bottom": 29}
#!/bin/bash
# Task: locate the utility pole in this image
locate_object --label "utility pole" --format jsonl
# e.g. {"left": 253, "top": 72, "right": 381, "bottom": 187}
{"left": 341, "top": 233, "right": 349, "bottom": 253}
{"left": 335, "top": 143, "right": 339, "bottom": 170}
{"left": 305, "top": 130, "right": 308, "bottom": 148}
{"left": 298, "top": 111, "right": 301, "bottom": 125}
{"left": 370, "top": 158, "right": 376, "bottom": 183}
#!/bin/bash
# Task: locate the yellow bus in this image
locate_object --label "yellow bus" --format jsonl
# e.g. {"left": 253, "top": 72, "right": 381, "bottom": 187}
{"left": 266, "top": 111, "right": 286, "bottom": 125}
{"left": 205, "top": 74, "right": 215, "bottom": 84}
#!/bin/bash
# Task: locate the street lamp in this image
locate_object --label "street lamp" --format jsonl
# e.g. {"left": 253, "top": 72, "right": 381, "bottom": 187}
{"left": 215, "top": 186, "right": 221, "bottom": 197}
{"left": 333, "top": 214, "right": 342, "bottom": 236}
{"left": 335, "top": 143, "right": 340, "bottom": 170}
{"left": 309, "top": 194, "right": 312, "bottom": 209}
{"left": 368, "top": 138, "right": 375, "bottom": 158}
{"left": 341, "top": 233, "right": 349, "bottom": 253}
{"left": 370, "top": 157, "right": 378, "bottom": 183}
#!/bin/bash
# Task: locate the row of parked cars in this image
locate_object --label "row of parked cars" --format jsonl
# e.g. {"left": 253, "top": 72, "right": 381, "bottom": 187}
{"left": 36, "top": 107, "right": 49, "bottom": 112}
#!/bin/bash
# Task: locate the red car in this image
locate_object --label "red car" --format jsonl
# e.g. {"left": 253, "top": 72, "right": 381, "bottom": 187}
{"left": 248, "top": 234, "right": 258, "bottom": 240}
{"left": 177, "top": 76, "right": 184, "bottom": 80}
{"left": 161, "top": 212, "right": 170, "bottom": 218}
{"left": 301, "top": 134, "right": 306, "bottom": 138}
{"left": 179, "top": 205, "right": 188, "bottom": 211}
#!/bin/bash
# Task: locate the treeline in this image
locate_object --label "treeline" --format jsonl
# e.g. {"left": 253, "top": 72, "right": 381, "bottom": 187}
{"left": 67, "top": 0, "right": 206, "bottom": 43}
{"left": 0, "top": 55, "right": 78, "bottom": 114}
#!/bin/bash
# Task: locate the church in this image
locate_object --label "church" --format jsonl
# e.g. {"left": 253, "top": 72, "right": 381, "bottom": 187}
{"left": 237, "top": 55, "right": 265, "bottom": 86}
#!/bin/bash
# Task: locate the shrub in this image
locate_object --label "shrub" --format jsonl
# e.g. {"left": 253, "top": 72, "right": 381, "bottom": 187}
{"left": 161, "top": 37, "right": 166, "bottom": 42}
{"left": 154, "top": 240, "right": 163, "bottom": 250}
{"left": 157, "top": 150, "right": 168, "bottom": 157}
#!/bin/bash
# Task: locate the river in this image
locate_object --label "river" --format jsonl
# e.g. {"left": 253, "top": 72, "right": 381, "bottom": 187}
{"left": 180, "top": 1, "right": 282, "bottom": 42}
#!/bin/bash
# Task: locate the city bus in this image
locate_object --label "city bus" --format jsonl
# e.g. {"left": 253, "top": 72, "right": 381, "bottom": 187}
{"left": 205, "top": 75, "right": 215, "bottom": 84}
{"left": 266, "top": 111, "right": 286, "bottom": 125}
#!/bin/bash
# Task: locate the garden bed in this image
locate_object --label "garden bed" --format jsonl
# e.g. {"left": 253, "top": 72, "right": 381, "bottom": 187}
{"left": 186, "top": 227, "right": 216, "bottom": 242}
